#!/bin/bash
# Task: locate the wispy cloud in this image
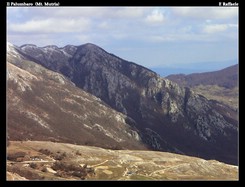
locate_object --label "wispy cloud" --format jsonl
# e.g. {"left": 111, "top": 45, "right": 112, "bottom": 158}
{"left": 145, "top": 9, "right": 165, "bottom": 24}
{"left": 114, "top": 7, "right": 145, "bottom": 18}
{"left": 202, "top": 23, "right": 238, "bottom": 34}
{"left": 202, "top": 24, "right": 228, "bottom": 34}
{"left": 171, "top": 7, "right": 238, "bottom": 20}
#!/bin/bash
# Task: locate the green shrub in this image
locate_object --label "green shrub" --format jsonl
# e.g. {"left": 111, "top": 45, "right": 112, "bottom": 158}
{"left": 51, "top": 161, "right": 94, "bottom": 179}
{"left": 39, "top": 149, "right": 52, "bottom": 156}
{"left": 7, "top": 152, "right": 26, "bottom": 161}
{"left": 29, "top": 163, "right": 37, "bottom": 169}
{"left": 41, "top": 167, "right": 47, "bottom": 172}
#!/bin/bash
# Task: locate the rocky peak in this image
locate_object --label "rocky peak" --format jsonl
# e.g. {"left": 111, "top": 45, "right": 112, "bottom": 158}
{"left": 61, "top": 45, "right": 77, "bottom": 57}
{"left": 20, "top": 44, "right": 37, "bottom": 49}
{"left": 43, "top": 45, "right": 59, "bottom": 50}
{"left": 73, "top": 43, "right": 121, "bottom": 66}
{"left": 7, "top": 42, "right": 19, "bottom": 53}
{"left": 81, "top": 43, "right": 100, "bottom": 50}
{"left": 75, "top": 43, "right": 105, "bottom": 56}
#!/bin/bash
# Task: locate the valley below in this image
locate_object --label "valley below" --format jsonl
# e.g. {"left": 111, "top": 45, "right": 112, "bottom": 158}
{"left": 191, "top": 85, "right": 238, "bottom": 111}
{"left": 7, "top": 141, "right": 238, "bottom": 181}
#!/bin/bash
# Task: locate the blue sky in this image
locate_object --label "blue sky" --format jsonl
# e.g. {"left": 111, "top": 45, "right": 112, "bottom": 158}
{"left": 7, "top": 7, "right": 238, "bottom": 73}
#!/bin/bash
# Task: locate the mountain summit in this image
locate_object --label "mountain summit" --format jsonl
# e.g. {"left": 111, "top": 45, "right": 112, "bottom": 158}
{"left": 8, "top": 42, "right": 238, "bottom": 165}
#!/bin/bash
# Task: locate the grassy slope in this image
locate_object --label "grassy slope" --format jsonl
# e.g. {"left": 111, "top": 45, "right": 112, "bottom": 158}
{"left": 7, "top": 141, "right": 238, "bottom": 181}
{"left": 192, "top": 85, "right": 238, "bottom": 111}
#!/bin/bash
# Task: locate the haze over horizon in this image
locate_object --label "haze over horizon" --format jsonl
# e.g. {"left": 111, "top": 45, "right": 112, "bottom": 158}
{"left": 7, "top": 6, "right": 238, "bottom": 74}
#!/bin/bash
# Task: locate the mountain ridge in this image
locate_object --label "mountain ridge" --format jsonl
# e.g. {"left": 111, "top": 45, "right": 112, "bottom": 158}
{"left": 7, "top": 42, "right": 238, "bottom": 165}
{"left": 166, "top": 64, "right": 238, "bottom": 89}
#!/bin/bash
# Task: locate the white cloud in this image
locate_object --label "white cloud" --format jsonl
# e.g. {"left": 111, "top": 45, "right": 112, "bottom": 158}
{"left": 211, "top": 7, "right": 238, "bottom": 19}
{"left": 25, "top": 7, "right": 145, "bottom": 20}
{"left": 148, "top": 34, "right": 197, "bottom": 42}
{"left": 8, "top": 18, "right": 90, "bottom": 33}
{"left": 202, "top": 24, "right": 237, "bottom": 34}
{"left": 145, "top": 9, "right": 165, "bottom": 24}
{"left": 114, "top": 7, "right": 145, "bottom": 18}
{"left": 172, "top": 7, "right": 238, "bottom": 20}
{"left": 202, "top": 24, "right": 228, "bottom": 34}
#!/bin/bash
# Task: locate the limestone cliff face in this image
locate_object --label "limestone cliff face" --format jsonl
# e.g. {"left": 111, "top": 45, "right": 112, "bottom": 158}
{"left": 17, "top": 43, "right": 238, "bottom": 165}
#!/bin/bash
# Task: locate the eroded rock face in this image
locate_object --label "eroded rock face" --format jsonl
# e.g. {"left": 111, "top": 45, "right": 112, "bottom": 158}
{"left": 9, "top": 42, "right": 238, "bottom": 165}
